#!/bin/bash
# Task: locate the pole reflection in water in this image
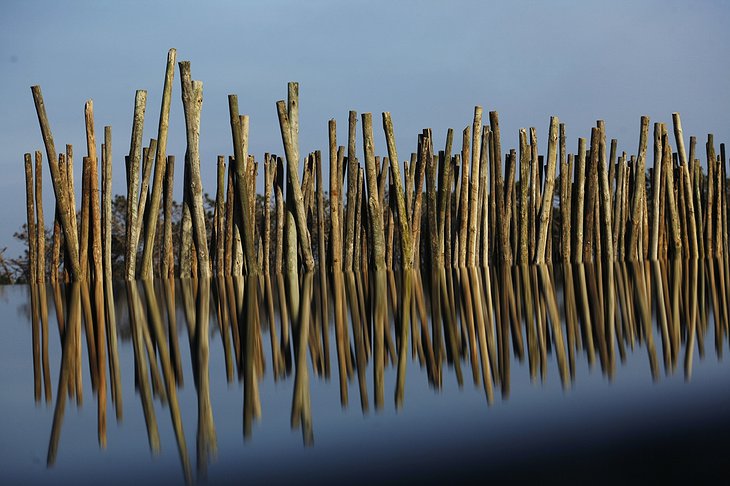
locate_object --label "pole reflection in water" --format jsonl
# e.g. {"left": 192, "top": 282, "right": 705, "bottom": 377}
{"left": 20, "top": 258, "right": 730, "bottom": 483}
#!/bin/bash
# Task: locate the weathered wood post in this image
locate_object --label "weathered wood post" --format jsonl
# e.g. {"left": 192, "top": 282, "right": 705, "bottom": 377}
{"left": 344, "top": 111, "right": 358, "bottom": 270}
{"left": 216, "top": 155, "right": 227, "bottom": 274}
{"left": 179, "top": 61, "right": 210, "bottom": 278}
{"left": 329, "top": 120, "right": 342, "bottom": 271}
{"left": 649, "top": 123, "right": 662, "bottom": 259}
{"left": 141, "top": 48, "right": 176, "bottom": 279}
{"left": 382, "top": 112, "right": 413, "bottom": 268}
{"left": 466, "top": 107, "right": 482, "bottom": 267}
{"left": 275, "top": 83, "right": 315, "bottom": 273}
{"left": 535, "top": 116, "right": 559, "bottom": 264}
{"left": 162, "top": 155, "right": 175, "bottom": 278}
{"left": 362, "top": 113, "right": 387, "bottom": 270}
{"left": 664, "top": 125, "right": 682, "bottom": 257}
{"left": 84, "top": 101, "right": 103, "bottom": 280}
{"left": 228, "top": 95, "right": 259, "bottom": 274}
{"left": 125, "top": 90, "right": 147, "bottom": 280}
{"left": 518, "top": 129, "right": 530, "bottom": 264}
{"left": 626, "top": 116, "right": 649, "bottom": 260}
{"left": 559, "top": 124, "right": 570, "bottom": 263}
{"left": 31, "top": 86, "right": 81, "bottom": 280}
{"left": 438, "top": 130, "right": 454, "bottom": 265}
{"left": 24, "top": 154, "right": 38, "bottom": 282}
{"left": 457, "top": 126, "right": 470, "bottom": 267}
{"left": 596, "top": 121, "right": 614, "bottom": 262}
{"left": 274, "top": 156, "right": 284, "bottom": 274}
{"left": 34, "top": 151, "right": 45, "bottom": 282}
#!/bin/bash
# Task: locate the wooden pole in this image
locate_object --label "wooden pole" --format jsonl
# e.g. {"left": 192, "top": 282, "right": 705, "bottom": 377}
{"left": 490, "top": 111, "right": 505, "bottom": 265}
{"left": 438, "top": 130, "right": 454, "bottom": 266}
{"left": 503, "top": 149, "right": 516, "bottom": 266}
{"left": 162, "top": 155, "right": 174, "bottom": 278}
{"left": 572, "top": 138, "right": 587, "bottom": 263}
{"left": 228, "top": 95, "right": 259, "bottom": 274}
{"left": 361, "top": 113, "right": 386, "bottom": 271}
{"left": 559, "top": 124, "right": 570, "bottom": 263}
{"left": 84, "top": 101, "right": 101, "bottom": 281}
{"left": 31, "top": 86, "right": 81, "bottom": 280}
{"left": 529, "top": 128, "right": 539, "bottom": 262}
{"left": 720, "top": 144, "right": 728, "bottom": 259}
{"left": 24, "top": 154, "right": 37, "bottom": 282}
{"left": 466, "top": 107, "right": 482, "bottom": 267}
{"left": 102, "top": 127, "right": 112, "bottom": 281}
{"left": 344, "top": 111, "right": 358, "bottom": 271}
{"left": 275, "top": 90, "right": 315, "bottom": 273}
{"left": 79, "top": 156, "right": 91, "bottom": 279}
{"left": 518, "top": 129, "right": 530, "bottom": 264}
{"left": 125, "top": 90, "right": 147, "bottom": 280}
{"left": 664, "top": 126, "right": 682, "bottom": 257}
{"left": 426, "top": 145, "right": 440, "bottom": 269}
{"left": 216, "top": 155, "right": 227, "bottom": 274}
{"left": 672, "top": 114, "right": 699, "bottom": 259}
{"left": 274, "top": 156, "right": 284, "bottom": 274}
{"left": 140, "top": 48, "right": 176, "bottom": 279}
{"left": 535, "top": 116, "right": 559, "bottom": 264}
{"left": 131, "top": 140, "right": 156, "bottom": 274}
{"left": 583, "top": 129, "right": 599, "bottom": 263}
{"left": 64, "top": 145, "right": 78, "bottom": 279}
{"left": 649, "top": 123, "right": 662, "bottom": 259}
{"left": 597, "top": 120, "right": 614, "bottom": 262}
{"left": 34, "top": 151, "right": 46, "bottom": 282}
{"left": 353, "top": 166, "right": 363, "bottom": 271}
{"left": 179, "top": 62, "right": 210, "bottom": 278}
{"left": 626, "top": 116, "right": 650, "bottom": 260}
{"left": 478, "top": 128, "right": 490, "bottom": 265}
{"left": 329, "top": 120, "right": 342, "bottom": 271}
{"left": 382, "top": 112, "right": 414, "bottom": 268}
{"left": 316, "top": 150, "right": 327, "bottom": 271}
{"left": 457, "top": 126, "right": 470, "bottom": 267}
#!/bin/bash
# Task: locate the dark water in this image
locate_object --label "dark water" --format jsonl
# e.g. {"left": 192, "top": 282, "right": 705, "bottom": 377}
{"left": 1, "top": 260, "right": 729, "bottom": 485}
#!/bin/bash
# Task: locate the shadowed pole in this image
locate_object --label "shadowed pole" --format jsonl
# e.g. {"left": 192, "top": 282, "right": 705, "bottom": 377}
{"left": 344, "top": 111, "right": 358, "bottom": 270}
{"left": 162, "top": 155, "right": 175, "bottom": 278}
{"left": 329, "top": 120, "right": 342, "bottom": 271}
{"left": 535, "top": 116, "right": 559, "bottom": 264}
{"left": 518, "top": 129, "right": 530, "bottom": 264}
{"left": 467, "top": 107, "right": 482, "bottom": 267}
{"left": 228, "top": 95, "right": 259, "bottom": 275}
{"left": 102, "top": 128, "right": 112, "bottom": 281}
{"left": 24, "top": 154, "right": 38, "bottom": 281}
{"left": 649, "top": 124, "right": 663, "bottom": 259}
{"left": 34, "top": 151, "right": 45, "bottom": 282}
{"left": 382, "top": 112, "right": 413, "bottom": 268}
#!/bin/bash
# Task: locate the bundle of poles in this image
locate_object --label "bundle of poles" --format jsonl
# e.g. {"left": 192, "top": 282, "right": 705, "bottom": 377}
{"left": 24, "top": 49, "right": 730, "bottom": 282}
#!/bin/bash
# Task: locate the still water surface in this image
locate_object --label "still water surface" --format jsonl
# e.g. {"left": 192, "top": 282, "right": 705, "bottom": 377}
{"left": 1, "top": 260, "right": 729, "bottom": 484}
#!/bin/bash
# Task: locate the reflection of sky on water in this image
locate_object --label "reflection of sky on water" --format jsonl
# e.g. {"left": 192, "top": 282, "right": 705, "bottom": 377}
{"left": 0, "top": 262, "right": 729, "bottom": 483}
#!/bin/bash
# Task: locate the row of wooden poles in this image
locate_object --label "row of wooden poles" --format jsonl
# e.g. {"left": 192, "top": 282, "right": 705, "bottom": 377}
{"left": 30, "top": 257, "right": 730, "bottom": 481}
{"left": 25, "top": 49, "right": 730, "bottom": 282}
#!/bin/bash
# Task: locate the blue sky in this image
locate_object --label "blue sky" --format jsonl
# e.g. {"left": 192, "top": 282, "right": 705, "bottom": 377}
{"left": 1, "top": 0, "right": 729, "bottom": 256}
